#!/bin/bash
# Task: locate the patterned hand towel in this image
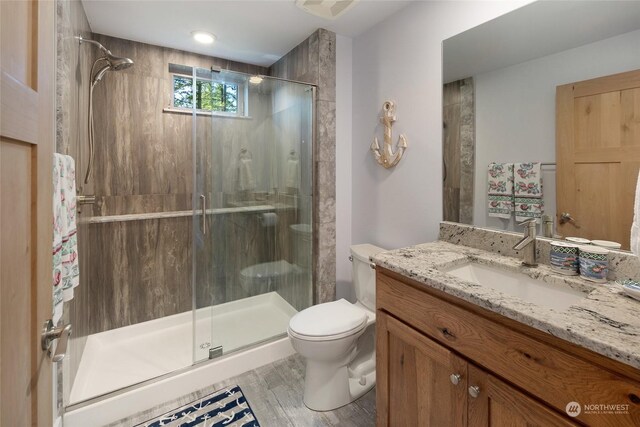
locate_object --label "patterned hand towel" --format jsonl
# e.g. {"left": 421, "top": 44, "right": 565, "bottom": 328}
{"left": 487, "top": 163, "right": 514, "bottom": 219}
{"left": 514, "top": 162, "right": 544, "bottom": 222}
{"left": 52, "top": 156, "right": 64, "bottom": 324}
{"left": 52, "top": 154, "right": 80, "bottom": 324}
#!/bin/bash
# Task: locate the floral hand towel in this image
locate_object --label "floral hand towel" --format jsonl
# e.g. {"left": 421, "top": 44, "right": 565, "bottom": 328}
{"left": 514, "top": 162, "right": 543, "bottom": 222}
{"left": 487, "top": 163, "right": 514, "bottom": 219}
{"left": 52, "top": 154, "right": 79, "bottom": 324}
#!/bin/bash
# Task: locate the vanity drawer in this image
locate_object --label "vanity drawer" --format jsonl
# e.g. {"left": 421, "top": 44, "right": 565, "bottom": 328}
{"left": 377, "top": 269, "right": 640, "bottom": 427}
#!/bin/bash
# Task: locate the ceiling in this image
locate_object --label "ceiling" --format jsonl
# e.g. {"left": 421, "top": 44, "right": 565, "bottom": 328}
{"left": 81, "top": 0, "right": 412, "bottom": 67}
{"left": 443, "top": 0, "right": 640, "bottom": 83}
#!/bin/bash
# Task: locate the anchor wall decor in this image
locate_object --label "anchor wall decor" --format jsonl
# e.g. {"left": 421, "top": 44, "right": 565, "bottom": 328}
{"left": 370, "top": 101, "right": 408, "bottom": 169}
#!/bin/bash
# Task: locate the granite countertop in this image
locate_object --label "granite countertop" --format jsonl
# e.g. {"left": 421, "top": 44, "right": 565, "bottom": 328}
{"left": 373, "top": 240, "right": 640, "bottom": 369}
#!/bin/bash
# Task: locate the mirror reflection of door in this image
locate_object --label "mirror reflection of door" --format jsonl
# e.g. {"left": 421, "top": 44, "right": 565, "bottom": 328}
{"left": 556, "top": 69, "right": 640, "bottom": 250}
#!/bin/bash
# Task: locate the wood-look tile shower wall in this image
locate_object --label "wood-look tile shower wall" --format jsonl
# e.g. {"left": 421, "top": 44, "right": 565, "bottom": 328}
{"left": 90, "top": 34, "right": 268, "bottom": 215}
{"left": 83, "top": 34, "right": 284, "bottom": 336}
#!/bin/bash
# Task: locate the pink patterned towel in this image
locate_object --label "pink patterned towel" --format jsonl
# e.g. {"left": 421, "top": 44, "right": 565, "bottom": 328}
{"left": 52, "top": 154, "right": 79, "bottom": 324}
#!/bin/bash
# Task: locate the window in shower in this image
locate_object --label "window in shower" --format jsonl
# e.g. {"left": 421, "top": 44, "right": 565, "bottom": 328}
{"left": 172, "top": 75, "right": 240, "bottom": 113}
{"left": 167, "top": 62, "right": 247, "bottom": 116}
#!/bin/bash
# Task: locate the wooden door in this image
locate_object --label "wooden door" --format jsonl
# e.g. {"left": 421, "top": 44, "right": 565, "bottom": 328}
{"left": 556, "top": 70, "right": 640, "bottom": 249}
{"left": 1, "top": 0, "right": 55, "bottom": 426}
{"left": 467, "top": 364, "right": 576, "bottom": 427}
{"left": 376, "top": 312, "right": 467, "bottom": 427}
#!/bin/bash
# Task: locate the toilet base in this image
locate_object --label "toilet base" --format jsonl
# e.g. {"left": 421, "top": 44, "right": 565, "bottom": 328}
{"left": 302, "top": 355, "right": 376, "bottom": 411}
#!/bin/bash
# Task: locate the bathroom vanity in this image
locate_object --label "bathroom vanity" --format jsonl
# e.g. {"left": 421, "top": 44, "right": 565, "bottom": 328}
{"left": 374, "top": 224, "right": 640, "bottom": 426}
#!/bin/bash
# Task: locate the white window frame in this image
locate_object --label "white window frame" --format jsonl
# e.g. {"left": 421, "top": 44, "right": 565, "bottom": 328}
{"left": 170, "top": 73, "right": 247, "bottom": 117}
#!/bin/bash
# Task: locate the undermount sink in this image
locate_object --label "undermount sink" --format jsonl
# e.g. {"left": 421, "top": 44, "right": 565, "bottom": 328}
{"left": 442, "top": 262, "right": 587, "bottom": 311}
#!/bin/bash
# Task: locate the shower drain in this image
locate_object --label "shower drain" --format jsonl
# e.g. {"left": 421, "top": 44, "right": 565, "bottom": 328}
{"left": 199, "top": 342, "right": 211, "bottom": 349}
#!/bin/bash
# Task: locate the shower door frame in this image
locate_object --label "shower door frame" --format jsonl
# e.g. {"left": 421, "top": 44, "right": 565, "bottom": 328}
{"left": 191, "top": 67, "right": 317, "bottom": 365}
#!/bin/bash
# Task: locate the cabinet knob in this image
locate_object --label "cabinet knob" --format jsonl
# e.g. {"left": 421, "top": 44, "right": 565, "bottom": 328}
{"left": 468, "top": 385, "right": 480, "bottom": 398}
{"left": 450, "top": 373, "right": 461, "bottom": 385}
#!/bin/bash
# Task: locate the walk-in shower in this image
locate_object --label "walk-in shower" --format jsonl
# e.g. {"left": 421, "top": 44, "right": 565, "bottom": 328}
{"left": 66, "top": 55, "right": 314, "bottom": 411}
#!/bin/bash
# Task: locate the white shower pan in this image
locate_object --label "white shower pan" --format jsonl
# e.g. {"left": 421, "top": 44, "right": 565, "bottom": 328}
{"left": 69, "top": 291, "right": 297, "bottom": 405}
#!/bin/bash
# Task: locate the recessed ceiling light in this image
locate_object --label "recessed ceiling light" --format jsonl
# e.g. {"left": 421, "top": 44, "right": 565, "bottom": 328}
{"left": 192, "top": 31, "right": 216, "bottom": 44}
{"left": 249, "top": 75, "right": 264, "bottom": 84}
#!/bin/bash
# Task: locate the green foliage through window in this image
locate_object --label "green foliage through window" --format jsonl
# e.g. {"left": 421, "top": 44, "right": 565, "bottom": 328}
{"left": 173, "top": 75, "right": 239, "bottom": 113}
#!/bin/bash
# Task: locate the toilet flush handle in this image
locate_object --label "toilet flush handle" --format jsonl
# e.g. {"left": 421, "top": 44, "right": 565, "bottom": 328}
{"left": 348, "top": 254, "right": 376, "bottom": 269}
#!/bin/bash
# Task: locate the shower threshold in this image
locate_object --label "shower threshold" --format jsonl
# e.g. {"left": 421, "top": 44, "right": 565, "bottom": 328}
{"left": 69, "top": 291, "right": 297, "bottom": 404}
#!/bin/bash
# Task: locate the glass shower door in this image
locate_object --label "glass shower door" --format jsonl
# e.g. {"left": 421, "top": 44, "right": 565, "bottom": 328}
{"left": 192, "top": 68, "right": 314, "bottom": 364}
{"left": 191, "top": 66, "right": 222, "bottom": 363}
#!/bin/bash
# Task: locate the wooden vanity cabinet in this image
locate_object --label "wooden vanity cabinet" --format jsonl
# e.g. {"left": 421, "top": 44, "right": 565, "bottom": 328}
{"left": 466, "top": 364, "right": 576, "bottom": 427}
{"left": 376, "top": 268, "right": 640, "bottom": 427}
{"left": 377, "top": 311, "right": 467, "bottom": 426}
{"left": 378, "top": 312, "right": 576, "bottom": 426}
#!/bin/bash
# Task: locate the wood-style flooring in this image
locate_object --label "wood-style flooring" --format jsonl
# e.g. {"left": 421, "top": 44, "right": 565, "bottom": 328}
{"left": 109, "top": 355, "right": 376, "bottom": 427}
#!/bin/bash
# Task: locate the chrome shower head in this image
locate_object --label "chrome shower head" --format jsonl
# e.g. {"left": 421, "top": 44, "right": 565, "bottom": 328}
{"left": 90, "top": 54, "right": 134, "bottom": 85}
{"left": 106, "top": 52, "right": 134, "bottom": 71}
{"left": 78, "top": 35, "right": 134, "bottom": 83}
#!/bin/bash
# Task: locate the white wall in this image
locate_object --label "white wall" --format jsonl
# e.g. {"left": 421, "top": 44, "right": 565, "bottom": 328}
{"left": 336, "top": 34, "right": 355, "bottom": 301}
{"left": 473, "top": 28, "right": 640, "bottom": 232}
{"left": 351, "top": 1, "right": 529, "bottom": 251}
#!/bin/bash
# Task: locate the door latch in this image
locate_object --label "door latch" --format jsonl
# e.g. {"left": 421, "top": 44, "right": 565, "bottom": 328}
{"left": 559, "top": 212, "right": 581, "bottom": 228}
{"left": 41, "top": 319, "right": 72, "bottom": 362}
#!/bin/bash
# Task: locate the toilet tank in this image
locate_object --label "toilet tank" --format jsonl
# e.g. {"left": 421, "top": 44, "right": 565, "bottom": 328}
{"left": 350, "top": 244, "right": 386, "bottom": 311}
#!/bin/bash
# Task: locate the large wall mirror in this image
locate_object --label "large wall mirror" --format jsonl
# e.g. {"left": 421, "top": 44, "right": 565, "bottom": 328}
{"left": 442, "top": 1, "right": 640, "bottom": 250}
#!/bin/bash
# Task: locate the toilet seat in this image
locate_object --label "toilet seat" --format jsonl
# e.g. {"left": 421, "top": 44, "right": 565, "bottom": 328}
{"left": 240, "top": 260, "right": 300, "bottom": 281}
{"left": 289, "top": 299, "right": 367, "bottom": 341}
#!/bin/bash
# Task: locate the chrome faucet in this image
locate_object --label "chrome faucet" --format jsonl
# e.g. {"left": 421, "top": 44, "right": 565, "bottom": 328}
{"left": 513, "top": 219, "right": 538, "bottom": 267}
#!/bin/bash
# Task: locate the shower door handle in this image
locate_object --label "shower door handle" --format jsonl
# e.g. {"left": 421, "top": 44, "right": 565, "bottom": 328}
{"left": 200, "top": 194, "right": 207, "bottom": 235}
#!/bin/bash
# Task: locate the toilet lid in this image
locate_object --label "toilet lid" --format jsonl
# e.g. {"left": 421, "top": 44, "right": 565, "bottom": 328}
{"left": 289, "top": 299, "right": 367, "bottom": 337}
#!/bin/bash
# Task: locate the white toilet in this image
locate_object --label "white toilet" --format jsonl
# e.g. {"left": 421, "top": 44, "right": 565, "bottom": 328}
{"left": 287, "top": 244, "right": 385, "bottom": 411}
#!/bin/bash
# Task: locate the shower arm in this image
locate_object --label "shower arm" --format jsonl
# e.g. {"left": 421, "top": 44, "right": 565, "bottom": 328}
{"left": 76, "top": 35, "right": 112, "bottom": 56}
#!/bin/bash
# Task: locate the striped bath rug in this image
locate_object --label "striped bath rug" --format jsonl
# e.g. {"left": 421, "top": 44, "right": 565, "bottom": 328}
{"left": 136, "top": 385, "right": 260, "bottom": 427}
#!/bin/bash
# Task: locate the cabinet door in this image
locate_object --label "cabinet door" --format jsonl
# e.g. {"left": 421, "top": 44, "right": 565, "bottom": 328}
{"left": 377, "top": 312, "right": 467, "bottom": 427}
{"left": 467, "top": 364, "right": 577, "bottom": 427}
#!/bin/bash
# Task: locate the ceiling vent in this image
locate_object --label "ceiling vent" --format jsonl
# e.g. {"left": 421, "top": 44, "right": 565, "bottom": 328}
{"left": 295, "top": 0, "right": 359, "bottom": 20}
